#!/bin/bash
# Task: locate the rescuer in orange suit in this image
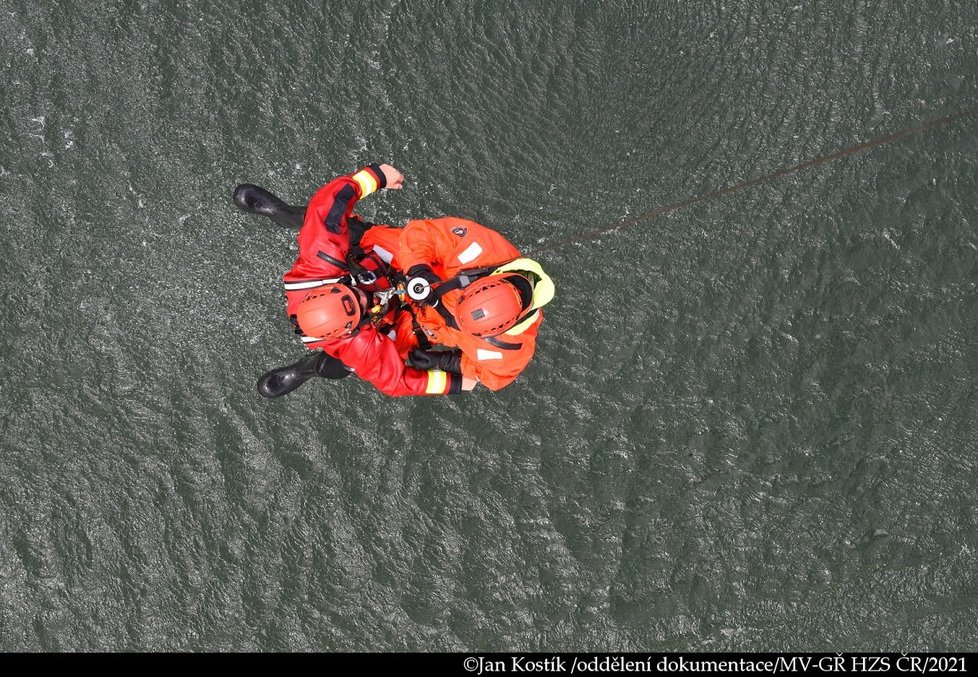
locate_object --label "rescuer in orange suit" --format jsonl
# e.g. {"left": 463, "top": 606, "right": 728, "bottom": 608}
{"left": 386, "top": 217, "right": 555, "bottom": 391}
{"left": 234, "top": 164, "right": 477, "bottom": 398}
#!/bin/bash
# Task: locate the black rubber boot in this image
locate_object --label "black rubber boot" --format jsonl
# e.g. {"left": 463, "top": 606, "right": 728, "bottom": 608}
{"left": 257, "top": 350, "right": 351, "bottom": 398}
{"left": 233, "top": 184, "right": 306, "bottom": 229}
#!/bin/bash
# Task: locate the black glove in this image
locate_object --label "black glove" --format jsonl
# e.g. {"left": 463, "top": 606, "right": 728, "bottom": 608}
{"left": 409, "top": 348, "right": 462, "bottom": 373}
{"left": 406, "top": 264, "right": 441, "bottom": 302}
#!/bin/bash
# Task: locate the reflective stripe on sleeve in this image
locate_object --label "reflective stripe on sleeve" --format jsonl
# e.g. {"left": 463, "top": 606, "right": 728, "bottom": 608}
{"left": 476, "top": 349, "right": 503, "bottom": 361}
{"left": 425, "top": 369, "right": 448, "bottom": 394}
{"left": 372, "top": 244, "right": 394, "bottom": 263}
{"left": 352, "top": 169, "right": 379, "bottom": 197}
{"left": 283, "top": 278, "right": 342, "bottom": 291}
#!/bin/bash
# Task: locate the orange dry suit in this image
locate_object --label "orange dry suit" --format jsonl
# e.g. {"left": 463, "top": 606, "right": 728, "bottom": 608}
{"left": 392, "top": 217, "right": 555, "bottom": 391}
{"left": 282, "top": 166, "right": 459, "bottom": 396}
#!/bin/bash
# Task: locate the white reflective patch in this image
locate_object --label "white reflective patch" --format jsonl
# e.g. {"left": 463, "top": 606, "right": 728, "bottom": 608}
{"left": 372, "top": 245, "right": 394, "bottom": 263}
{"left": 387, "top": 330, "right": 396, "bottom": 340}
{"left": 476, "top": 349, "right": 503, "bottom": 361}
{"left": 284, "top": 278, "right": 341, "bottom": 291}
{"left": 457, "top": 242, "right": 483, "bottom": 264}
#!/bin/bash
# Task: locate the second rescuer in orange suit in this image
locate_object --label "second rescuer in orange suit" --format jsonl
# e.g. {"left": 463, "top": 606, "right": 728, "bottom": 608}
{"left": 362, "top": 216, "right": 555, "bottom": 391}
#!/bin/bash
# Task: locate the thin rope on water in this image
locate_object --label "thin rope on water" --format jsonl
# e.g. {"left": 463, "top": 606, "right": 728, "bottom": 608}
{"left": 528, "top": 104, "right": 978, "bottom": 255}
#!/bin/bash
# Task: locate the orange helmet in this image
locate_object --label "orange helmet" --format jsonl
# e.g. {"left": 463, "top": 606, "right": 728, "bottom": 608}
{"left": 456, "top": 274, "right": 531, "bottom": 337}
{"left": 294, "top": 284, "right": 362, "bottom": 339}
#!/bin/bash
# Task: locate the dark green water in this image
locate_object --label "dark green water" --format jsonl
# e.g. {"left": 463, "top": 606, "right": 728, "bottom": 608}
{"left": 2, "top": 0, "right": 977, "bottom": 652}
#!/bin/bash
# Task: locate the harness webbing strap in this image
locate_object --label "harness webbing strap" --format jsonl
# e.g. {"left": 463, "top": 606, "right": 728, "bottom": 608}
{"left": 428, "top": 263, "right": 504, "bottom": 304}
{"left": 317, "top": 250, "right": 348, "bottom": 270}
{"left": 484, "top": 336, "right": 522, "bottom": 350}
{"left": 434, "top": 302, "right": 460, "bottom": 330}
{"left": 403, "top": 304, "right": 432, "bottom": 350}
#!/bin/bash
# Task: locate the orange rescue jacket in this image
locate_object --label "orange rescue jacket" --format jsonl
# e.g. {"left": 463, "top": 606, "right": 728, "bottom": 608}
{"left": 395, "top": 217, "right": 544, "bottom": 391}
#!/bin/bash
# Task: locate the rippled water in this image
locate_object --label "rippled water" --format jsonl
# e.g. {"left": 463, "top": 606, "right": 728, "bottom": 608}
{"left": 1, "top": 0, "right": 976, "bottom": 651}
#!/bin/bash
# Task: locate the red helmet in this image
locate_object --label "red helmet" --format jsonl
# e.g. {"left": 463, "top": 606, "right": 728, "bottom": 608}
{"left": 456, "top": 274, "right": 530, "bottom": 337}
{"left": 294, "top": 284, "right": 362, "bottom": 339}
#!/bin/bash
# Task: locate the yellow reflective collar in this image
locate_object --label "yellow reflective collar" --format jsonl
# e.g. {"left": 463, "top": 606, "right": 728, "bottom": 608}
{"left": 492, "top": 258, "right": 554, "bottom": 336}
{"left": 506, "top": 310, "right": 540, "bottom": 335}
